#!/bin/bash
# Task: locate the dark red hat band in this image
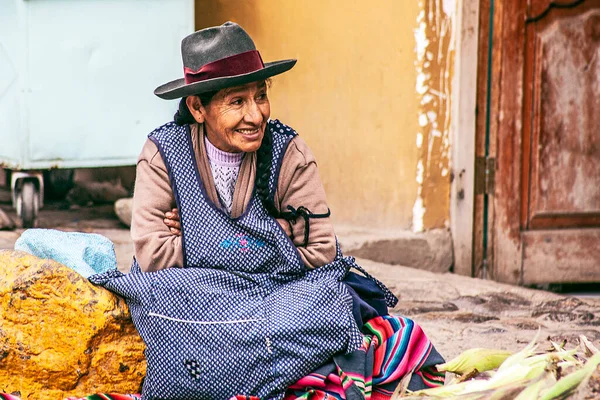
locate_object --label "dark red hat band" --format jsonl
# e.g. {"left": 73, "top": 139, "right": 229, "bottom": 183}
{"left": 183, "top": 50, "right": 265, "bottom": 84}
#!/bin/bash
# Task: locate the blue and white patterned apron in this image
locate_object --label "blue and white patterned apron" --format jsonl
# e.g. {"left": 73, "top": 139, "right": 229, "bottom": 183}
{"left": 90, "top": 119, "right": 396, "bottom": 400}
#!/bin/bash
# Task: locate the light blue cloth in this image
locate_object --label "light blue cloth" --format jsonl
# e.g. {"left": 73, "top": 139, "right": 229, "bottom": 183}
{"left": 14, "top": 228, "right": 117, "bottom": 278}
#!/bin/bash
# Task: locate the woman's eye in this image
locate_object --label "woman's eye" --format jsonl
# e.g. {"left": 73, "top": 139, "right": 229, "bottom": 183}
{"left": 256, "top": 93, "right": 268, "bottom": 101}
{"left": 231, "top": 99, "right": 243, "bottom": 106}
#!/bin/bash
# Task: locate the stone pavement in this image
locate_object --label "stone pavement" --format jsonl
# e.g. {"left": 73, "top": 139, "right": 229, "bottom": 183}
{"left": 1, "top": 199, "right": 599, "bottom": 366}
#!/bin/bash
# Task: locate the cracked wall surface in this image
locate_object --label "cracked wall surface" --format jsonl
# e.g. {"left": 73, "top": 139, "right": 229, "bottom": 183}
{"left": 413, "top": 0, "right": 455, "bottom": 231}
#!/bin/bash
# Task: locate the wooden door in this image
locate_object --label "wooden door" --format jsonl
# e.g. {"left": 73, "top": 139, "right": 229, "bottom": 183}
{"left": 491, "top": 0, "right": 600, "bottom": 285}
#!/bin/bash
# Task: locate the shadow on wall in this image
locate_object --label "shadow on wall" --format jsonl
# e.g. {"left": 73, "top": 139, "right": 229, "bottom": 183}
{"left": 65, "top": 167, "right": 136, "bottom": 207}
{"left": 0, "top": 166, "right": 135, "bottom": 205}
{"left": 74, "top": 167, "right": 136, "bottom": 194}
{"left": 0, "top": 167, "right": 135, "bottom": 191}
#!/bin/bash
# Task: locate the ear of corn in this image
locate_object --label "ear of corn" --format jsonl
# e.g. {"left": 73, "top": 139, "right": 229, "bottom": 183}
{"left": 486, "top": 383, "right": 531, "bottom": 400}
{"left": 496, "top": 330, "right": 540, "bottom": 371}
{"left": 514, "top": 378, "right": 545, "bottom": 400}
{"left": 407, "top": 379, "right": 473, "bottom": 397}
{"left": 436, "top": 348, "right": 513, "bottom": 375}
{"left": 398, "top": 334, "right": 599, "bottom": 400}
{"left": 514, "top": 371, "right": 556, "bottom": 400}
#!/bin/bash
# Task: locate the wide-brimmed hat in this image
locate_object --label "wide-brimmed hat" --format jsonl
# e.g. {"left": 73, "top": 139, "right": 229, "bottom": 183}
{"left": 154, "top": 22, "right": 296, "bottom": 100}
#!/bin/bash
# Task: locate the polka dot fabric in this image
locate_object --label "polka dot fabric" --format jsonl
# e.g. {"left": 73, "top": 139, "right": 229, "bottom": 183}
{"left": 90, "top": 120, "right": 367, "bottom": 400}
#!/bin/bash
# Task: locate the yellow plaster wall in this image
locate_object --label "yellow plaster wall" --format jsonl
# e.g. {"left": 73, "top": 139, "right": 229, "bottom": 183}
{"left": 413, "top": 0, "right": 455, "bottom": 231}
{"left": 195, "top": 0, "right": 452, "bottom": 230}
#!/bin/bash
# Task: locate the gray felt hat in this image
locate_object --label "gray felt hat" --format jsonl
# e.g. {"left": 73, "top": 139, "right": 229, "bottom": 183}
{"left": 154, "top": 22, "right": 297, "bottom": 100}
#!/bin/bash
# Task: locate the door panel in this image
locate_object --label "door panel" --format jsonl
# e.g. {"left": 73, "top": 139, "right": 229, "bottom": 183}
{"left": 493, "top": 0, "right": 600, "bottom": 284}
{"left": 522, "top": 229, "right": 600, "bottom": 283}
{"left": 526, "top": 5, "right": 600, "bottom": 229}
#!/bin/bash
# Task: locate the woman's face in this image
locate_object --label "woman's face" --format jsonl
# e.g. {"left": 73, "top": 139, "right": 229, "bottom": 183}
{"left": 190, "top": 80, "right": 270, "bottom": 153}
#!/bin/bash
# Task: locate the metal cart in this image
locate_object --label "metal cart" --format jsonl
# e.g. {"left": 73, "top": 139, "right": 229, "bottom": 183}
{"left": 0, "top": 0, "right": 194, "bottom": 227}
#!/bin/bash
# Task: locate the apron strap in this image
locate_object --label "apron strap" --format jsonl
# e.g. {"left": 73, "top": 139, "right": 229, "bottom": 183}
{"left": 279, "top": 205, "right": 331, "bottom": 247}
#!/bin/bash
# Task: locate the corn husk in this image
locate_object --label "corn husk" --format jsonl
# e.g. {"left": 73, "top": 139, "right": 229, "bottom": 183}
{"left": 395, "top": 334, "right": 600, "bottom": 400}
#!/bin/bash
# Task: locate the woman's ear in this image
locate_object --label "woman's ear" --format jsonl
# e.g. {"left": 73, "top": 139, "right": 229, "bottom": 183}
{"left": 185, "top": 96, "right": 205, "bottom": 124}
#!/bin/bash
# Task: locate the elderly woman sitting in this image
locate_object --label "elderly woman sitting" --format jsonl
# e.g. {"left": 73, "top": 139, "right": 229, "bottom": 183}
{"left": 92, "top": 22, "right": 444, "bottom": 400}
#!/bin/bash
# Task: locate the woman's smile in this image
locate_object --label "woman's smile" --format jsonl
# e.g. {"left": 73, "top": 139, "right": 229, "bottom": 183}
{"left": 236, "top": 127, "right": 261, "bottom": 137}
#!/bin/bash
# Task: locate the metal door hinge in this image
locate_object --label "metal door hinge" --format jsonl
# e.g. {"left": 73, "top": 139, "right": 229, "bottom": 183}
{"left": 475, "top": 156, "right": 495, "bottom": 195}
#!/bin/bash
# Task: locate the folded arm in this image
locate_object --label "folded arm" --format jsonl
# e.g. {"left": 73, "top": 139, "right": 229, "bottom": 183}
{"left": 131, "top": 140, "right": 184, "bottom": 272}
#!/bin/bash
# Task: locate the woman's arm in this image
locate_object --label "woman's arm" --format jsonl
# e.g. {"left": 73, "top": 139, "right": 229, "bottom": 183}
{"left": 276, "top": 136, "right": 337, "bottom": 268}
{"left": 130, "top": 139, "right": 184, "bottom": 272}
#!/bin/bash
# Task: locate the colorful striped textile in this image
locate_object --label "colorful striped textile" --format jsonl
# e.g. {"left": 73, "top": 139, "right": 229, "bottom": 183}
{"left": 285, "top": 315, "right": 445, "bottom": 400}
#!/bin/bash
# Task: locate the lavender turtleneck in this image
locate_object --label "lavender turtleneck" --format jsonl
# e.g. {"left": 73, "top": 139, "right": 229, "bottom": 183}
{"left": 204, "top": 136, "right": 244, "bottom": 214}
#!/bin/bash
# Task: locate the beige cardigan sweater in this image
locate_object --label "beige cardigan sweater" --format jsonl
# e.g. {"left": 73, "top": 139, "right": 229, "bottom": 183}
{"left": 131, "top": 123, "right": 336, "bottom": 272}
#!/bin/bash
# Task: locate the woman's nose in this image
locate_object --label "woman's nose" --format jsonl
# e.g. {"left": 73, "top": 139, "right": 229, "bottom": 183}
{"left": 244, "top": 101, "right": 263, "bottom": 124}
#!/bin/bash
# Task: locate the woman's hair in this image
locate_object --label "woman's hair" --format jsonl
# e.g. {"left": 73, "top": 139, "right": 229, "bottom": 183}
{"left": 255, "top": 128, "right": 279, "bottom": 217}
{"left": 173, "top": 90, "right": 219, "bottom": 126}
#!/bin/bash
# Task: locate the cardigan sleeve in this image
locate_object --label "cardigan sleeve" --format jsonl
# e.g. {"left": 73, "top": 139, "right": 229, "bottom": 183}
{"left": 276, "top": 136, "right": 337, "bottom": 268}
{"left": 130, "top": 139, "right": 184, "bottom": 272}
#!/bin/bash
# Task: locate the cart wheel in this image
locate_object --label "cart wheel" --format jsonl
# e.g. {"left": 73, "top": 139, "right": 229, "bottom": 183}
{"left": 17, "top": 181, "right": 39, "bottom": 228}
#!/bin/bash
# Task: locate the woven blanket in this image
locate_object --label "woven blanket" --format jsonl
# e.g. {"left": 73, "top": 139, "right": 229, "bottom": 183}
{"left": 284, "top": 315, "right": 445, "bottom": 399}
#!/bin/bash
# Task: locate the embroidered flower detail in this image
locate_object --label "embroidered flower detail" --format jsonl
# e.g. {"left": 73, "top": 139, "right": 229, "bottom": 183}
{"left": 220, "top": 235, "right": 266, "bottom": 252}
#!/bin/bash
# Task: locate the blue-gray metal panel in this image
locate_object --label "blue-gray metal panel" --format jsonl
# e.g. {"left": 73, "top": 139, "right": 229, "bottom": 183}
{"left": 0, "top": 0, "right": 27, "bottom": 168}
{"left": 19, "top": 0, "right": 192, "bottom": 169}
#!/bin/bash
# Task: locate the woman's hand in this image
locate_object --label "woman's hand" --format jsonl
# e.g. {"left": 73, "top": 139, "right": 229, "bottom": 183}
{"left": 164, "top": 208, "right": 181, "bottom": 236}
